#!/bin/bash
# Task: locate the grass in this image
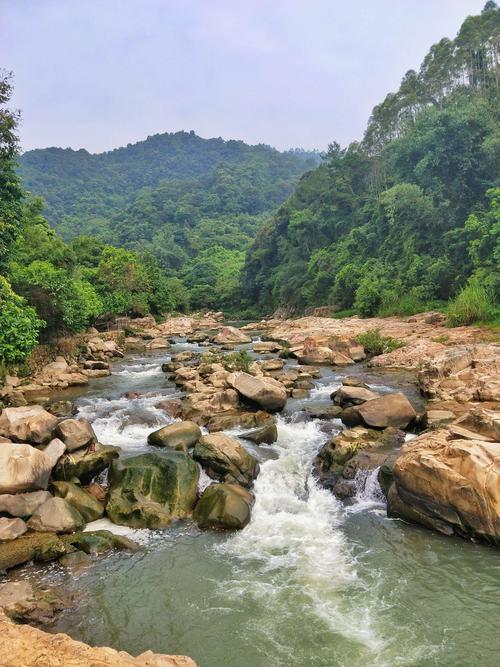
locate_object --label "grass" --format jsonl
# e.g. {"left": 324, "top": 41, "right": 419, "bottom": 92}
{"left": 333, "top": 309, "right": 358, "bottom": 319}
{"left": 446, "top": 281, "right": 497, "bottom": 327}
{"left": 377, "top": 294, "right": 445, "bottom": 317}
{"left": 203, "top": 349, "right": 253, "bottom": 372}
{"left": 356, "top": 328, "right": 405, "bottom": 356}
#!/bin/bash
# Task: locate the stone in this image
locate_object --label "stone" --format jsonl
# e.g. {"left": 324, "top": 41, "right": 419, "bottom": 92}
{"left": 146, "top": 337, "right": 171, "bottom": 350}
{"left": 0, "top": 405, "right": 58, "bottom": 444}
{"left": 28, "top": 497, "right": 85, "bottom": 533}
{"left": 388, "top": 429, "right": 500, "bottom": 543}
{"left": 59, "top": 550, "right": 92, "bottom": 569}
{"left": 51, "top": 481, "right": 104, "bottom": 522}
{"left": 240, "top": 422, "right": 278, "bottom": 445}
{"left": 0, "top": 517, "right": 27, "bottom": 541}
{"left": 302, "top": 404, "right": 343, "bottom": 420}
{"left": 67, "top": 530, "right": 139, "bottom": 555}
{"left": 453, "top": 407, "right": 500, "bottom": 441}
{"left": 0, "top": 581, "right": 71, "bottom": 626}
{"left": 0, "top": 443, "right": 53, "bottom": 494}
{"left": 213, "top": 326, "right": 252, "bottom": 345}
{"left": 52, "top": 444, "right": 120, "bottom": 484}
{"left": 193, "top": 433, "right": 259, "bottom": 487}
{"left": 0, "top": 490, "right": 51, "bottom": 517}
{"left": 205, "top": 410, "right": 272, "bottom": 432}
{"left": 147, "top": 421, "right": 201, "bottom": 451}
{"left": 156, "top": 399, "right": 183, "bottom": 419}
{"left": 341, "top": 392, "right": 416, "bottom": 429}
{"left": 252, "top": 341, "right": 282, "bottom": 353}
{"left": 227, "top": 372, "right": 287, "bottom": 412}
{"left": 55, "top": 418, "right": 96, "bottom": 452}
{"left": 106, "top": 451, "right": 199, "bottom": 528}
{"left": 332, "top": 385, "right": 379, "bottom": 407}
{"left": 194, "top": 483, "right": 254, "bottom": 530}
{"left": 46, "top": 400, "right": 77, "bottom": 418}
{"left": 292, "top": 388, "right": 309, "bottom": 399}
{"left": 42, "top": 437, "right": 66, "bottom": 466}
{"left": 423, "top": 409, "right": 456, "bottom": 429}
{"left": 296, "top": 345, "right": 337, "bottom": 365}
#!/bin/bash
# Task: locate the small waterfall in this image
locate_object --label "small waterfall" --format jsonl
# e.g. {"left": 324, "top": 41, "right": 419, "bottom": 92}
{"left": 348, "top": 467, "right": 386, "bottom": 514}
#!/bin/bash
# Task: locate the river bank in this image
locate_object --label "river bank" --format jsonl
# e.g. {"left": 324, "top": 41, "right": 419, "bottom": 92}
{"left": 0, "top": 312, "right": 498, "bottom": 666}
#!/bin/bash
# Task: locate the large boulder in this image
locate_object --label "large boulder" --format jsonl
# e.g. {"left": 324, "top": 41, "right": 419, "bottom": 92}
{"left": 27, "top": 497, "right": 85, "bottom": 533}
{"left": 0, "top": 490, "right": 51, "bottom": 518}
{"left": 341, "top": 392, "right": 416, "bottom": 430}
{"left": 54, "top": 418, "right": 96, "bottom": 452}
{"left": 147, "top": 421, "right": 201, "bottom": 451}
{"left": 0, "top": 406, "right": 58, "bottom": 444}
{"left": 240, "top": 422, "right": 278, "bottom": 445}
{"left": 52, "top": 444, "right": 120, "bottom": 484}
{"left": 387, "top": 430, "right": 500, "bottom": 543}
{"left": 51, "top": 481, "right": 104, "bottom": 522}
{"left": 332, "top": 385, "right": 379, "bottom": 408}
{"left": 0, "top": 444, "right": 53, "bottom": 494}
{"left": 106, "top": 451, "right": 199, "bottom": 528}
{"left": 213, "top": 326, "right": 251, "bottom": 345}
{"left": 193, "top": 433, "right": 259, "bottom": 487}
{"left": 194, "top": 483, "right": 254, "bottom": 530}
{"left": 227, "top": 372, "right": 287, "bottom": 412}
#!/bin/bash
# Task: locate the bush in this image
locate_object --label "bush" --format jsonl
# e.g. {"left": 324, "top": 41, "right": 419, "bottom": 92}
{"left": 0, "top": 276, "right": 42, "bottom": 364}
{"left": 447, "top": 279, "right": 496, "bottom": 327}
{"left": 356, "top": 328, "right": 405, "bottom": 356}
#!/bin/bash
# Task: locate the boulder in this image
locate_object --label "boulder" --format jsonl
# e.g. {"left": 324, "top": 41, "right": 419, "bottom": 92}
{"left": 182, "top": 388, "right": 240, "bottom": 424}
{"left": 252, "top": 341, "right": 282, "bottom": 353}
{"left": 0, "top": 490, "right": 51, "bottom": 518}
{"left": 27, "top": 497, "right": 85, "bottom": 533}
{"left": 240, "top": 422, "right": 278, "bottom": 445}
{"left": 341, "top": 392, "right": 416, "bottom": 429}
{"left": 296, "top": 345, "right": 337, "bottom": 365}
{"left": 227, "top": 372, "right": 287, "bottom": 412}
{"left": 205, "top": 410, "right": 272, "bottom": 433}
{"left": 146, "top": 337, "right": 171, "bottom": 350}
{"left": 194, "top": 483, "right": 254, "bottom": 530}
{"left": 193, "top": 433, "right": 259, "bottom": 487}
{"left": 0, "top": 444, "right": 53, "bottom": 494}
{"left": 46, "top": 400, "right": 77, "bottom": 418}
{"left": 0, "top": 517, "right": 27, "bottom": 541}
{"left": 55, "top": 418, "right": 96, "bottom": 452}
{"left": 213, "top": 327, "right": 251, "bottom": 345}
{"left": 332, "top": 385, "right": 379, "bottom": 407}
{"left": 147, "top": 421, "right": 201, "bottom": 451}
{"left": 52, "top": 444, "right": 120, "bottom": 484}
{"left": 41, "top": 438, "right": 66, "bottom": 466}
{"left": 387, "top": 430, "right": 500, "bottom": 543}
{"left": 0, "top": 406, "right": 58, "bottom": 444}
{"left": 156, "top": 399, "right": 183, "bottom": 419}
{"left": 51, "top": 481, "right": 104, "bottom": 522}
{"left": 106, "top": 451, "right": 199, "bottom": 528}
{"left": 452, "top": 407, "right": 500, "bottom": 441}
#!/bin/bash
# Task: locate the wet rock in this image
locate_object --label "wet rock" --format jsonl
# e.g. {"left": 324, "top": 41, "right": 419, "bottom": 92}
{"left": 59, "top": 550, "right": 92, "bottom": 569}
{"left": 341, "top": 392, "right": 416, "bottom": 430}
{"left": 388, "top": 429, "right": 500, "bottom": 543}
{"left": 213, "top": 326, "right": 251, "bottom": 345}
{"left": 205, "top": 410, "right": 272, "bottom": 432}
{"left": 82, "top": 360, "right": 109, "bottom": 370}
{"left": 193, "top": 433, "right": 259, "bottom": 487}
{"left": 0, "top": 490, "right": 51, "bottom": 518}
{"left": 240, "top": 422, "right": 278, "bottom": 445}
{"left": 0, "top": 405, "right": 58, "bottom": 444}
{"left": 156, "top": 398, "right": 183, "bottom": 419}
{"left": 194, "top": 483, "right": 254, "bottom": 530}
{"left": 332, "top": 385, "right": 379, "bottom": 407}
{"left": 291, "top": 388, "right": 309, "bottom": 399}
{"left": 85, "top": 481, "right": 107, "bottom": 503}
{"left": 55, "top": 418, "right": 97, "bottom": 452}
{"left": 67, "top": 529, "right": 139, "bottom": 555}
{"left": 46, "top": 400, "right": 77, "bottom": 418}
{"left": 182, "top": 388, "right": 240, "bottom": 424}
{"left": 0, "top": 443, "right": 53, "bottom": 494}
{"left": 333, "top": 479, "right": 356, "bottom": 499}
{"left": 28, "top": 497, "right": 85, "bottom": 533}
{"left": 147, "top": 421, "right": 201, "bottom": 451}
{"left": 227, "top": 372, "right": 287, "bottom": 412}
{"left": 52, "top": 444, "right": 121, "bottom": 484}
{"left": 106, "top": 451, "right": 199, "bottom": 528}
{"left": 51, "top": 481, "right": 104, "bottom": 522}
{"left": 0, "top": 581, "right": 71, "bottom": 626}
{"left": 0, "top": 517, "right": 27, "bottom": 541}
{"left": 377, "top": 454, "right": 398, "bottom": 497}
{"left": 303, "top": 404, "right": 343, "bottom": 420}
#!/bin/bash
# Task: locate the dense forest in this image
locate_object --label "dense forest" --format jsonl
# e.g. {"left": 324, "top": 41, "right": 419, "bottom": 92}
{"left": 240, "top": 2, "right": 500, "bottom": 319}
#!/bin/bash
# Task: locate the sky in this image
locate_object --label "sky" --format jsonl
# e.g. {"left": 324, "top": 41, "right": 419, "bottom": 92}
{"left": 0, "top": 0, "right": 487, "bottom": 154}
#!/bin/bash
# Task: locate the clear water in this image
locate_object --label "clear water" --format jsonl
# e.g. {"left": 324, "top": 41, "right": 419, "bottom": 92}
{"left": 16, "top": 342, "right": 500, "bottom": 666}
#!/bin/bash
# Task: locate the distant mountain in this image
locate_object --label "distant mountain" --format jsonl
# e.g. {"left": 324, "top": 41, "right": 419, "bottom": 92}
{"left": 18, "top": 131, "right": 320, "bottom": 241}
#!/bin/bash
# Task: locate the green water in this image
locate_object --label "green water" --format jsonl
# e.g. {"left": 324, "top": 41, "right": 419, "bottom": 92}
{"left": 15, "top": 346, "right": 500, "bottom": 667}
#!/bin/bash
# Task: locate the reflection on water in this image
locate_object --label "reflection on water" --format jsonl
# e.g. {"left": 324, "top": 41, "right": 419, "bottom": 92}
{"left": 17, "top": 344, "right": 500, "bottom": 667}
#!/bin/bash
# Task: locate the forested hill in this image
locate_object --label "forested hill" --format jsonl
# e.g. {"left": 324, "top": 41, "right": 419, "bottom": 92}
{"left": 240, "top": 2, "right": 500, "bottom": 319}
{"left": 18, "top": 132, "right": 319, "bottom": 240}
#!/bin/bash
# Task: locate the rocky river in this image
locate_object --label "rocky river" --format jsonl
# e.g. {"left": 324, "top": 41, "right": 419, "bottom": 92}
{"left": 1, "top": 320, "right": 499, "bottom": 667}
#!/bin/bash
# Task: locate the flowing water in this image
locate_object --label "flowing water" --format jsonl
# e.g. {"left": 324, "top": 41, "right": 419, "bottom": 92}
{"left": 12, "top": 341, "right": 500, "bottom": 667}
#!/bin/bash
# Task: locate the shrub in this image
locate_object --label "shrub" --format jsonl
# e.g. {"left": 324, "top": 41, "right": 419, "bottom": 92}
{"left": 447, "top": 279, "right": 496, "bottom": 327}
{"left": 356, "top": 328, "right": 405, "bottom": 356}
{"left": 0, "top": 276, "right": 42, "bottom": 364}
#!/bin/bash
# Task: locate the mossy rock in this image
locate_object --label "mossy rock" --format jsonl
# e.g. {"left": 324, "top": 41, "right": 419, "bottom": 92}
{"left": 52, "top": 444, "right": 121, "bottom": 484}
{"left": 106, "top": 451, "right": 199, "bottom": 528}
{"left": 194, "top": 483, "right": 254, "bottom": 530}
{"left": 147, "top": 421, "right": 201, "bottom": 451}
{"left": 51, "top": 481, "right": 104, "bottom": 522}
{"left": 66, "top": 530, "right": 139, "bottom": 554}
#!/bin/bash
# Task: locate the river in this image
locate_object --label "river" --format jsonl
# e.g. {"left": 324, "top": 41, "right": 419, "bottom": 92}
{"left": 11, "top": 338, "right": 500, "bottom": 667}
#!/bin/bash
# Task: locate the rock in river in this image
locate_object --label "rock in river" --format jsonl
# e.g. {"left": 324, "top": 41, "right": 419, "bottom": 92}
{"left": 52, "top": 444, "right": 120, "bottom": 484}
{"left": 193, "top": 433, "right": 259, "bottom": 487}
{"left": 341, "top": 392, "right": 416, "bottom": 430}
{"left": 51, "top": 481, "right": 104, "bottom": 522}
{"left": 0, "top": 443, "right": 54, "bottom": 494}
{"left": 54, "top": 418, "right": 96, "bottom": 452}
{"left": 106, "top": 451, "right": 199, "bottom": 528}
{"left": 27, "top": 497, "right": 85, "bottom": 533}
{"left": 194, "top": 483, "right": 254, "bottom": 530}
{"left": 0, "top": 405, "right": 58, "bottom": 444}
{"left": 147, "top": 420, "right": 201, "bottom": 451}
{"left": 227, "top": 372, "right": 287, "bottom": 412}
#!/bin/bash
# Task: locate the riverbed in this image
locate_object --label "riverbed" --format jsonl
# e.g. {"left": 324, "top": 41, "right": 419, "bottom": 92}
{"left": 10, "top": 339, "right": 500, "bottom": 667}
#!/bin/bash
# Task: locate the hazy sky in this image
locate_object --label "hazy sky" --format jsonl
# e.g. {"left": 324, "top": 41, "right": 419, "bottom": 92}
{"left": 1, "top": 0, "right": 487, "bottom": 154}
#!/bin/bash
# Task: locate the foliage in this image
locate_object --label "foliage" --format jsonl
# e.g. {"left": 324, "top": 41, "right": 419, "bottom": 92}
{"left": 446, "top": 278, "right": 497, "bottom": 326}
{"left": 355, "top": 329, "right": 405, "bottom": 356}
{"left": 202, "top": 349, "right": 253, "bottom": 372}
{"left": 0, "top": 275, "right": 42, "bottom": 364}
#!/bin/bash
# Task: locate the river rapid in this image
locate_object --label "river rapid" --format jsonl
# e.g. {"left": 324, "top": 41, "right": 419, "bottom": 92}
{"left": 11, "top": 338, "right": 500, "bottom": 667}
